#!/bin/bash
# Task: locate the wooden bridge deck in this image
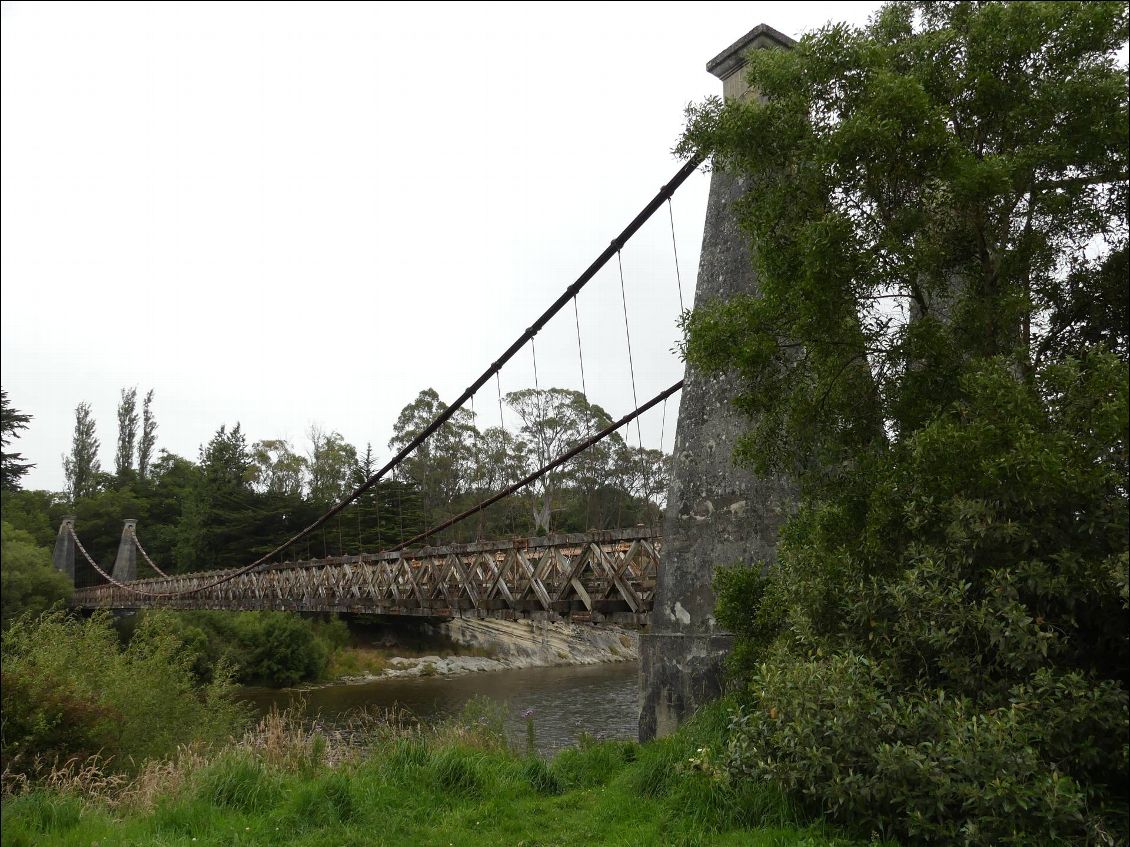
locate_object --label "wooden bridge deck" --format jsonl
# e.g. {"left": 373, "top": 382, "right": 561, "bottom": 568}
{"left": 70, "top": 527, "right": 661, "bottom": 624}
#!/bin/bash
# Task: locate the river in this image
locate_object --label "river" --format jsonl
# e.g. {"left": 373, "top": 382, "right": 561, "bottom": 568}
{"left": 238, "top": 661, "right": 641, "bottom": 755}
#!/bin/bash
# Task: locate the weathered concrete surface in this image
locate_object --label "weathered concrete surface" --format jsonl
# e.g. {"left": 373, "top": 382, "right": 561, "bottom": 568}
{"left": 52, "top": 516, "right": 76, "bottom": 584}
{"left": 111, "top": 519, "right": 138, "bottom": 582}
{"left": 639, "top": 23, "right": 797, "bottom": 742}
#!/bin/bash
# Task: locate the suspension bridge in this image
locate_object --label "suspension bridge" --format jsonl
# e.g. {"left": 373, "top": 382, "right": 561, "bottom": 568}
{"left": 55, "top": 139, "right": 695, "bottom": 622}
{"left": 52, "top": 22, "right": 798, "bottom": 739}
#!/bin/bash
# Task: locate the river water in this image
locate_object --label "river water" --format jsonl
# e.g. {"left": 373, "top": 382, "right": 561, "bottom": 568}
{"left": 239, "top": 661, "right": 641, "bottom": 754}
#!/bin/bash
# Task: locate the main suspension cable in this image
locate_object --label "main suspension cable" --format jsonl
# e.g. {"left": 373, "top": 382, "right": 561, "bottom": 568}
{"left": 131, "top": 527, "right": 171, "bottom": 579}
{"left": 78, "top": 158, "right": 701, "bottom": 598}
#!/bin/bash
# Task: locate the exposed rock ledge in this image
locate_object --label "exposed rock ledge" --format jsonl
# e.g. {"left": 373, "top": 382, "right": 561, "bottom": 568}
{"left": 335, "top": 619, "right": 639, "bottom": 684}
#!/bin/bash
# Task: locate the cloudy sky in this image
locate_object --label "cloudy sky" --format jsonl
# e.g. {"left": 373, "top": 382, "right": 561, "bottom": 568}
{"left": 2, "top": 1, "right": 881, "bottom": 492}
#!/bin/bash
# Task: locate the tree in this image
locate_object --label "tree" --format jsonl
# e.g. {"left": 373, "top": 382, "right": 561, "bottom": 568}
{"left": 114, "top": 386, "right": 139, "bottom": 479}
{"left": 176, "top": 423, "right": 261, "bottom": 569}
{"left": 0, "top": 389, "right": 34, "bottom": 491}
{"left": 62, "top": 401, "right": 101, "bottom": 503}
{"left": 249, "top": 439, "right": 306, "bottom": 497}
{"left": 388, "top": 389, "right": 477, "bottom": 527}
{"left": 137, "top": 389, "right": 158, "bottom": 482}
{"left": 0, "top": 521, "right": 71, "bottom": 628}
{"left": 305, "top": 425, "right": 358, "bottom": 506}
{"left": 679, "top": 3, "right": 1128, "bottom": 844}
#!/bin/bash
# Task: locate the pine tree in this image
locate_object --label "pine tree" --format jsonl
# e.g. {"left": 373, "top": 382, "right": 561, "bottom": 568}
{"left": 1, "top": 388, "right": 34, "bottom": 491}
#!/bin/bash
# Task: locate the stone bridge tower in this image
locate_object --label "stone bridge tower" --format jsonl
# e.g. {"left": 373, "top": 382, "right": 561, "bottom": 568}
{"left": 639, "top": 23, "right": 796, "bottom": 741}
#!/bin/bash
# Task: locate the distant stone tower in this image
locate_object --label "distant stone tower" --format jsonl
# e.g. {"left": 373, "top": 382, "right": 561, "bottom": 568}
{"left": 639, "top": 24, "right": 796, "bottom": 741}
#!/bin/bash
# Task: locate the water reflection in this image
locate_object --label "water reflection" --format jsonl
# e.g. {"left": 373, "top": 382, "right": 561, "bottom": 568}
{"left": 239, "top": 661, "right": 640, "bottom": 754}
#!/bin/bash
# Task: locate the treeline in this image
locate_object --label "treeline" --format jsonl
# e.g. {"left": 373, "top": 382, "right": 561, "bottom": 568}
{"left": 2, "top": 385, "right": 668, "bottom": 583}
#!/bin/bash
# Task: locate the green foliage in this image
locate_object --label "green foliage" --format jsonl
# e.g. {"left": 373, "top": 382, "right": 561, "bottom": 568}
{"left": 62, "top": 401, "right": 100, "bottom": 503}
{"left": 156, "top": 610, "right": 346, "bottom": 688}
{"left": 0, "top": 699, "right": 874, "bottom": 847}
{"left": 195, "top": 752, "right": 281, "bottom": 812}
{"left": 137, "top": 389, "right": 158, "bottom": 482}
{"left": 681, "top": 2, "right": 1129, "bottom": 844}
{"left": 283, "top": 769, "right": 359, "bottom": 827}
{"left": 1, "top": 388, "right": 34, "bottom": 491}
{"left": 0, "top": 610, "right": 248, "bottom": 774}
{"left": 114, "top": 386, "right": 139, "bottom": 480}
{"left": 717, "top": 357, "right": 1130, "bottom": 844}
{"left": 0, "top": 522, "right": 71, "bottom": 628}
{"left": 429, "top": 747, "right": 487, "bottom": 797}
{"left": 0, "top": 489, "right": 59, "bottom": 548}
{"left": 521, "top": 755, "right": 563, "bottom": 795}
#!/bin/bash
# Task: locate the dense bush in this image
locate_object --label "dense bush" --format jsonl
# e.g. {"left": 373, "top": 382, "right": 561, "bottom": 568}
{"left": 155, "top": 611, "right": 348, "bottom": 688}
{"left": 716, "top": 356, "right": 1129, "bottom": 845}
{"left": 681, "top": 2, "right": 1129, "bottom": 843}
{"left": 0, "top": 521, "right": 71, "bottom": 629}
{"left": 1, "top": 611, "right": 248, "bottom": 774}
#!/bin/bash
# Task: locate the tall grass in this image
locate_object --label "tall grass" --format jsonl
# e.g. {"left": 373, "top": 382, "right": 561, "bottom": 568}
{"left": 1, "top": 700, "right": 882, "bottom": 847}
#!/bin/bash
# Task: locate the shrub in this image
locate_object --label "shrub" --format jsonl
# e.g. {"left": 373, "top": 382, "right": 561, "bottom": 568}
{"left": 1, "top": 610, "right": 249, "bottom": 775}
{"left": 155, "top": 610, "right": 342, "bottom": 687}
{"left": 719, "top": 358, "right": 1129, "bottom": 845}
{"left": 0, "top": 522, "right": 70, "bottom": 629}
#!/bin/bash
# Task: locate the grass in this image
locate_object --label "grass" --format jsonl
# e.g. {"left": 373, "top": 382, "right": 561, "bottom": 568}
{"left": 325, "top": 646, "right": 392, "bottom": 679}
{"left": 324, "top": 642, "right": 499, "bottom": 681}
{"left": 1, "top": 703, "right": 884, "bottom": 847}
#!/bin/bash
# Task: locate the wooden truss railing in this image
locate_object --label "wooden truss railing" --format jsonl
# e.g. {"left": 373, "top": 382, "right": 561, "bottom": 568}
{"left": 70, "top": 528, "right": 661, "bottom": 624}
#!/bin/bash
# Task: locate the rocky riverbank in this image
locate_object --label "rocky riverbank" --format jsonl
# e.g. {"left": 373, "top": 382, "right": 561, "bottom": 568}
{"left": 332, "top": 619, "right": 639, "bottom": 683}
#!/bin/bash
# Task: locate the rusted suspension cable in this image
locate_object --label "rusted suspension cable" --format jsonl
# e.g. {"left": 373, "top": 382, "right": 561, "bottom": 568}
{"left": 391, "top": 379, "right": 684, "bottom": 551}
{"left": 69, "top": 525, "right": 180, "bottom": 598}
{"left": 130, "top": 527, "right": 171, "bottom": 579}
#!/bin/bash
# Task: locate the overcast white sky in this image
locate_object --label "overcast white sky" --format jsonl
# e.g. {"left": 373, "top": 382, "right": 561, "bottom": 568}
{"left": 2, "top": 1, "right": 881, "bottom": 493}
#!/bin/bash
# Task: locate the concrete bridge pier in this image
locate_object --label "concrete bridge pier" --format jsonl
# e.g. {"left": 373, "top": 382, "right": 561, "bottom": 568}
{"left": 52, "top": 516, "right": 76, "bottom": 585}
{"left": 639, "top": 23, "right": 796, "bottom": 741}
{"left": 111, "top": 519, "right": 138, "bottom": 582}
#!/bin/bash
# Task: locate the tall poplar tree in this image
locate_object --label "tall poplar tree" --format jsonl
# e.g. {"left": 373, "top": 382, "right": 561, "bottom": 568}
{"left": 138, "top": 389, "right": 158, "bottom": 482}
{"left": 63, "top": 402, "right": 101, "bottom": 502}
{"left": 115, "top": 387, "right": 139, "bottom": 479}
